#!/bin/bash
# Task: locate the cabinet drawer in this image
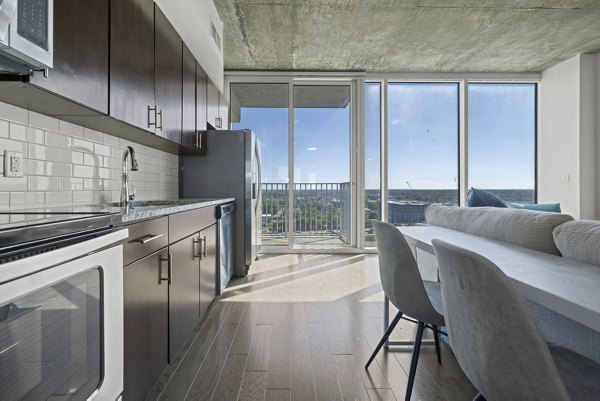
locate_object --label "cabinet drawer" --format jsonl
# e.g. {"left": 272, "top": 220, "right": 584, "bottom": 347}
{"left": 124, "top": 217, "right": 169, "bottom": 265}
{"left": 169, "top": 206, "right": 215, "bottom": 244}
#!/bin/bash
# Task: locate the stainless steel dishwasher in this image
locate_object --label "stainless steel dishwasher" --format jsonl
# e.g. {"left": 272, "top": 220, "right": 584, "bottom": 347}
{"left": 217, "top": 202, "right": 235, "bottom": 294}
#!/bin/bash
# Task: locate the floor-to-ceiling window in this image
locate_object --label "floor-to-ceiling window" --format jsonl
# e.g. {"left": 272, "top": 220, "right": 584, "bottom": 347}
{"left": 467, "top": 83, "right": 537, "bottom": 203}
{"left": 386, "top": 83, "right": 460, "bottom": 225}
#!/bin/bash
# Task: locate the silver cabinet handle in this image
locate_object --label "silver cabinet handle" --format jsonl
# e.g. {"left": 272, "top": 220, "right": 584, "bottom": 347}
{"left": 157, "top": 109, "right": 163, "bottom": 130}
{"left": 202, "top": 235, "right": 207, "bottom": 258}
{"left": 195, "top": 132, "right": 202, "bottom": 150}
{"left": 148, "top": 105, "right": 157, "bottom": 128}
{"left": 159, "top": 253, "right": 172, "bottom": 285}
{"left": 138, "top": 233, "right": 164, "bottom": 244}
{"left": 193, "top": 237, "right": 202, "bottom": 259}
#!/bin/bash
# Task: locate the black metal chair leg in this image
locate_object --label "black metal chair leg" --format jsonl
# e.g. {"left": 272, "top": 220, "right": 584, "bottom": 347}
{"left": 365, "top": 311, "right": 403, "bottom": 369}
{"left": 405, "top": 322, "right": 426, "bottom": 401}
{"left": 473, "top": 393, "right": 487, "bottom": 401}
{"left": 432, "top": 324, "right": 442, "bottom": 364}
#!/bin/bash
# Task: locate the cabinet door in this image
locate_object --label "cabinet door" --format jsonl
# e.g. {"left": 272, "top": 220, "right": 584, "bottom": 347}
{"left": 219, "top": 93, "right": 229, "bottom": 130}
{"left": 124, "top": 249, "right": 169, "bottom": 401}
{"left": 154, "top": 5, "right": 182, "bottom": 144}
{"left": 199, "top": 224, "right": 217, "bottom": 319}
{"left": 110, "top": 0, "right": 155, "bottom": 132}
{"left": 196, "top": 63, "right": 207, "bottom": 132}
{"left": 207, "top": 80, "right": 220, "bottom": 129}
{"left": 30, "top": 0, "right": 109, "bottom": 113}
{"left": 169, "top": 233, "right": 201, "bottom": 361}
{"left": 181, "top": 44, "right": 197, "bottom": 152}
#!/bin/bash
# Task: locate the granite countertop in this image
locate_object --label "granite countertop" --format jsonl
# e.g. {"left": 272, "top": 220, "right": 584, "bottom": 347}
{"left": 115, "top": 198, "right": 235, "bottom": 223}
{"left": 0, "top": 198, "right": 235, "bottom": 230}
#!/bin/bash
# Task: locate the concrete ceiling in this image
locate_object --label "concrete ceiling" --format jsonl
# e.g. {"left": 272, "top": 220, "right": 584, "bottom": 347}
{"left": 213, "top": 0, "right": 600, "bottom": 73}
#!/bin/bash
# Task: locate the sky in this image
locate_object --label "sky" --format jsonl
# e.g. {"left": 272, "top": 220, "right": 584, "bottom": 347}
{"left": 233, "top": 82, "right": 536, "bottom": 190}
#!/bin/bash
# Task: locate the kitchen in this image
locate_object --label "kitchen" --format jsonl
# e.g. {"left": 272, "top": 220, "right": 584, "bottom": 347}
{"left": 2, "top": 1, "right": 600, "bottom": 401}
{"left": 0, "top": 0, "right": 257, "bottom": 400}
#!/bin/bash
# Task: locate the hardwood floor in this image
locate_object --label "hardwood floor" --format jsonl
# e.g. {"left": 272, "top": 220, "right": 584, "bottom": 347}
{"left": 147, "top": 254, "right": 476, "bottom": 401}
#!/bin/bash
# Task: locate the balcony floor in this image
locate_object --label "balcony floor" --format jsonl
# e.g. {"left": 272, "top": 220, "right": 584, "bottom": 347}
{"left": 262, "top": 235, "right": 351, "bottom": 248}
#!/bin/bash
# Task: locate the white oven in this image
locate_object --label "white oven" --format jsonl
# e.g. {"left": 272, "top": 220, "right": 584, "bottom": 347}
{"left": 0, "top": 228, "right": 127, "bottom": 401}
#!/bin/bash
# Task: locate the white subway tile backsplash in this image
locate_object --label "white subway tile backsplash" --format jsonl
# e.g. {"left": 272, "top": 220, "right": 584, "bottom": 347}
{"left": 26, "top": 127, "right": 44, "bottom": 144}
{"left": 45, "top": 191, "right": 73, "bottom": 205}
{"left": 59, "top": 120, "right": 84, "bottom": 137}
{"left": 93, "top": 143, "right": 110, "bottom": 157}
{"left": 28, "top": 176, "right": 59, "bottom": 191}
{"left": 24, "top": 159, "right": 45, "bottom": 175}
{"left": 29, "top": 111, "right": 59, "bottom": 132}
{"left": 0, "top": 101, "right": 28, "bottom": 124}
{"left": 45, "top": 131, "right": 72, "bottom": 148}
{"left": 45, "top": 161, "right": 72, "bottom": 177}
{"left": 0, "top": 105, "right": 179, "bottom": 210}
{"left": 73, "top": 164, "right": 95, "bottom": 178}
{"left": 83, "top": 128, "right": 104, "bottom": 143}
{"left": 9, "top": 123, "right": 26, "bottom": 141}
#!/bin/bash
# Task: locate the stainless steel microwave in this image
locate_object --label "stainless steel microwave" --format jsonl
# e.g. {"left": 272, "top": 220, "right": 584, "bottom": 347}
{"left": 0, "top": 0, "right": 53, "bottom": 74}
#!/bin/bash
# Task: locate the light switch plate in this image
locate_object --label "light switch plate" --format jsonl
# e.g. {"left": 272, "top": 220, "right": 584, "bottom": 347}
{"left": 4, "top": 150, "right": 23, "bottom": 177}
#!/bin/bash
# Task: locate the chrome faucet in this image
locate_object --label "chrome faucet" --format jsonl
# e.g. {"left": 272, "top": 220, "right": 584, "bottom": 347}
{"left": 121, "top": 146, "right": 139, "bottom": 205}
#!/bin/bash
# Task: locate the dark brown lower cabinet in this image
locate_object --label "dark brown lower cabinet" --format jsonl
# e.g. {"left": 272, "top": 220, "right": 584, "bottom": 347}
{"left": 168, "top": 233, "right": 202, "bottom": 361}
{"left": 199, "top": 224, "right": 217, "bottom": 319}
{"left": 123, "top": 249, "right": 169, "bottom": 401}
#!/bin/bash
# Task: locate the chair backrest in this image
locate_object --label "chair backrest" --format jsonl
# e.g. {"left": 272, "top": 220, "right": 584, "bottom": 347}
{"left": 372, "top": 220, "right": 444, "bottom": 325}
{"left": 432, "top": 239, "right": 571, "bottom": 401}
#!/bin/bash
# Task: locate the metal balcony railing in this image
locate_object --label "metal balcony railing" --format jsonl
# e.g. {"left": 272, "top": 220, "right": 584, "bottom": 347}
{"left": 262, "top": 182, "right": 351, "bottom": 243}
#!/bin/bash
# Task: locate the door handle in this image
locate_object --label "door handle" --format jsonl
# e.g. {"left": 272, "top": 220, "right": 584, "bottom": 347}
{"left": 195, "top": 132, "right": 202, "bottom": 150}
{"left": 193, "top": 237, "right": 202, "bottom": 259}
{"left": 202, "top": 235, "right": 207, "bottom": 258}
{"left": 159, "top": 253, "right": 172, "bottom": 285}
{"left": 148, "top": 105, "right": 157, "bottom": 128}
{"left": 138, "top": 233, "right": 164, "bottom": 244}
{"left": 157, "top": 109, "right": 163, "bottom": 130}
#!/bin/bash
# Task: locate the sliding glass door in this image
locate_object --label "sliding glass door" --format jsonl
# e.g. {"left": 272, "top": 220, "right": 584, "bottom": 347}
{"left": 230, "top": 83, "right": 289, "bottom": 247}
{"left": 230, "top": 80, "right": 355, "bottom": 250}
{"left": 293, "top": 85, "right": 352, "bottom": 247}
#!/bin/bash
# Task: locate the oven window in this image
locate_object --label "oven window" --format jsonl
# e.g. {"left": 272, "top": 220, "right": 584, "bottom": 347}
{"left": 0, "top": 268, "right": 102, "bottom": 400}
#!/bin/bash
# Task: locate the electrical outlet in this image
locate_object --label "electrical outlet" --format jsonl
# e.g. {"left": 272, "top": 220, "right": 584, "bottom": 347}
{"left": 4, "top": 150, "right": 23, "bottom": 178}
{"left": 561, "top": 174, "right": 570, "bottom": 184}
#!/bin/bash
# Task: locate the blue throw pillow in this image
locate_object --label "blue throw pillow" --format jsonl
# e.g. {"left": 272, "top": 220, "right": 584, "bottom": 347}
{"left": 508, "top": 202, "right": 561, "bottom": 213}
{"left": 466, "top": 188, "right": 507, "bottom": 208}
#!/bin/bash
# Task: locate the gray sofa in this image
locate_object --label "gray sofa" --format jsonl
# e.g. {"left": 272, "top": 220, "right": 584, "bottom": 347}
{"left": 423, "top": 205, "right": 600, "bottom": 363}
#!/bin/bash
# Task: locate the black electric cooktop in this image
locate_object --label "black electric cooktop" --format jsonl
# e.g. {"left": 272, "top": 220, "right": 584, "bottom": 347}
{"left": 0, "top": 207, "right": 123, "bottom": 254}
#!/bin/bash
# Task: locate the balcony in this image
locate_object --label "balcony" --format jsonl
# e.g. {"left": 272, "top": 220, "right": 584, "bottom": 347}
{"left": 262, "top": 182, "right": 351, "bottom": 247}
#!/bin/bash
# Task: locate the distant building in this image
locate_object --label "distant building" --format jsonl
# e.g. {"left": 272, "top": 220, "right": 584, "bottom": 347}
{"left": 388, "top": 201, "right": 428, "bottom": 225}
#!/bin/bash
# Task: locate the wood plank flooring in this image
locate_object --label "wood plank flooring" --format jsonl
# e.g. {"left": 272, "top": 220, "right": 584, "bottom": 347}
{"left": 147, "top": 254, "right": 476, "bottom": 401}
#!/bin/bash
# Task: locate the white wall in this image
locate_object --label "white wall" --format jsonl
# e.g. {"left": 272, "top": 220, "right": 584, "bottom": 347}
{"left": 0, "top": 101, "right": 179, "bottom": 212}
{"left": 539, "top": 54, "right": 597, "bottom": 219}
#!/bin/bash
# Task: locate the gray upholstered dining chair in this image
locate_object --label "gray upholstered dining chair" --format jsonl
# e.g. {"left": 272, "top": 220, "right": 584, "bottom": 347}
{"left": 432, "top": 239, "right": 600, "bottom": 401}
{"left": 367, "top": 220, "right": 446, "bottom": 401}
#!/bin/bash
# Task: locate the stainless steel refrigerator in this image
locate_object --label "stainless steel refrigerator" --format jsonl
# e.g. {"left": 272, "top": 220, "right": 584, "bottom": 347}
{"left": 181, "top": 129, "right": 261, "bottom": 276}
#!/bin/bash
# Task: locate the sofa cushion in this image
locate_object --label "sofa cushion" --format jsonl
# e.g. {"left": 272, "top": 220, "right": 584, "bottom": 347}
{"left": 508, "top": 202, "right": 561, "bottom": 213}
{"left": 553, "top": 221, "right": 600, "bottom": 266}
{"left": 425, "top": 205, "right": 574, "bottom": 255}
{"left": 467, "top": 188, "right": 507, "bottom": 208}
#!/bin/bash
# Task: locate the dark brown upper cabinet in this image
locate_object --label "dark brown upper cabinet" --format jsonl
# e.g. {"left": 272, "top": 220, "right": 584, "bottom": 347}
{"left": 207, "top": 80, "right": 220, "bottom": 130}
{"left": 196, "top": 63, "right": 208, "bottom": 132}
{"left": 28, "top": 0, "right": 109, "bottom": 114}
{"left": 110, "top": 0, "right": 156, "bottom": 133}
{"left": 154, "top": 5, "right": 183, "bottom": 144}
{"left": 181, "top": 44, "right": 197, "bottom": 152}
